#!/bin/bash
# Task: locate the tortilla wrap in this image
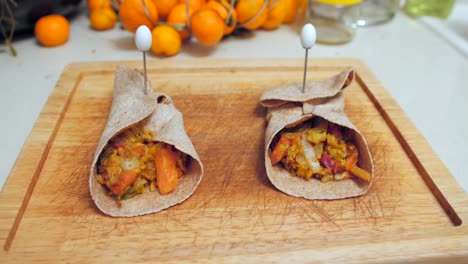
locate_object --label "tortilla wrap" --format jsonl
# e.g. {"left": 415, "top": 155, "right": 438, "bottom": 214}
{"left": 260, "top": 69, "right": 374, "bottom": 199}
{"left": 89, "top": 66, "right": 203, "bottom": 217}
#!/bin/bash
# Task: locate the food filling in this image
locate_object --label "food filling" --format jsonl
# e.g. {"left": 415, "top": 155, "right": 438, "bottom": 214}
{"left": 270, "top": 117, "right": 371, "bottom": 183}
{"left": 96, "top": 124, "right": 188, "bottom": 200}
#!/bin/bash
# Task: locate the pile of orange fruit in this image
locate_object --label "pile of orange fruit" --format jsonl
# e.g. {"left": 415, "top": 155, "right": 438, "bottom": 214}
{"left": 33, "top": 0, "right": 303, "bottom": 51}
{"left": 78, "top": 0, "right": 304, "bottom": 56}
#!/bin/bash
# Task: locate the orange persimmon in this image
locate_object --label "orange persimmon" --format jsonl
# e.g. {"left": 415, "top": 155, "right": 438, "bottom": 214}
{"left": 119, "top": 0, "right": 159, "bottom": 33}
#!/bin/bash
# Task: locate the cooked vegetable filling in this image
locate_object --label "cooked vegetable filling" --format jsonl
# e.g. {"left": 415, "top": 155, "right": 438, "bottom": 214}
{"left": 96, "top": 124, "right": 188, "bottom": 200}
{"left": 270, "top": 117, "right": 371, "bottom": 183}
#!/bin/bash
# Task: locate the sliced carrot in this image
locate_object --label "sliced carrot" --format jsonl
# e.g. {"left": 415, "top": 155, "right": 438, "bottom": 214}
{"left": 154, "top": 145, "right": 180, "bottom": 195}
{"left": 110, "top": 169, "right": 138, "bottom": 195}
{"left": 270, "top": 135, "right": 292, "bottom": 165}
{"left": 343, "top": 151, "right": 358, "bottom": 171}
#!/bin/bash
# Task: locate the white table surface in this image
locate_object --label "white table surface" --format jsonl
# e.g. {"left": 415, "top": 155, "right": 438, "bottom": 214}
{"left": 1, "top": 3, "right": 467, "bottom": 192}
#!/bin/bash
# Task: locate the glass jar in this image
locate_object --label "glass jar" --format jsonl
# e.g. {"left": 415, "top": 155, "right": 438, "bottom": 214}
{"left": 356, "top": 0, "right": 397, "bottom": 27}
{"left": 308, "top": 0, "right": 362, "bottom": 45}
{"left": 402, "top": 0, "right": 456, "bottom": 19}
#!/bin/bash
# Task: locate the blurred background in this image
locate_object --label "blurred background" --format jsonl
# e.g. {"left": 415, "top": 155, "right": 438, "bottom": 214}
{"left": 1, "top": 0, "right": 466, "bottom": 56}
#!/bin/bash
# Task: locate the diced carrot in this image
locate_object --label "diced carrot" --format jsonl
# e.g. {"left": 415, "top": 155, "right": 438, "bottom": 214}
{"left": 154, "top": 145, "right": 180, "bottom": 195}
{"left": 270, "top": 135, "right": 292, "bottom": 165}
{"left": 109, "top": 169, "right": 138, "bottom": 195}
{"left": 133, "top": 144, "right": 146, "bottom": 155}
{"left": 333, "top": 161, "right": 342, "bottom": 174}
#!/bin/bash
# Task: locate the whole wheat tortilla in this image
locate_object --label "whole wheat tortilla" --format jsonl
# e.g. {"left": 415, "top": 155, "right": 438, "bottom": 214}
{"left": 260, "top": 69, "right": 374, "bottom": 200}
{"left": 89, "top": 66, "right": 203, "bottom": 217}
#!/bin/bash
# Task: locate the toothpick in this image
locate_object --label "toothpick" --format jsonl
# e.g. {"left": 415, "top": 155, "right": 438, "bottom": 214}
{"left": 300, "top": 24, "right": 316, "bottom": 93}
{"left": 135, "top": 25, "right": 153, "bottom": 92}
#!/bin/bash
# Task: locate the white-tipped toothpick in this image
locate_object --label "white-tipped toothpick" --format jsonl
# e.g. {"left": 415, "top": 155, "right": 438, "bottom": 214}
{"left": 300, "top": 23, "right": 316, "bottom": 93}
{"left": 135, "top": 25, "right": 152, "bottom": 91}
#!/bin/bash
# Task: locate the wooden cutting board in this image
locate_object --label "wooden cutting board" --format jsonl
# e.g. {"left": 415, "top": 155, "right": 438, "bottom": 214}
{"left": 1, "top": 59, "right": 467, "bottom": 262}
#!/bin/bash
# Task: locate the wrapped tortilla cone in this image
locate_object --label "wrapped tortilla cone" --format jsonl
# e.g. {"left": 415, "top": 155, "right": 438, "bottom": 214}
{"left": 260, "top": 69, "right": 374, "bottom": 200}
{"left": 89, "top": 66, "right": 203, "bottom": 217}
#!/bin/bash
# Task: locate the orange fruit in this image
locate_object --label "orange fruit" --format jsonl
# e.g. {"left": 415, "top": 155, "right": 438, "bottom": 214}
{"left": 151, "top": 25, "right": 182, "bottom": 56}
{"left": 190, "top": 8, "right": 224, "bottom": 46}
{"left": 88, "top": 0, "right": 112, "bottom": 11}
{"left": 90, "top": 8, "right": 117, "bottom": 30}
{"left": 205, "top": 0, "right": 238, "bottom": 35}
{"left": 283, "top": 0, "right": 298, "bottom": 24}
{"left": 178, "top": 0, "right": 205, "bottom": 12}
{"left": 167, "top": 4, "right": 193, "bottom": 39}
{"left": 153, "top": 0, "right": 179, "bottom": 20}
{"left": 262, "top": 0, "right": 286, "bottom": 30}
{"left": 119, "top": 0, "right": 159, "bottom": 33}
{"left": 235, "top": 0, "right": 268, "bottom": 30}
{"left": 34, "top": 15, "right": 70, "bottom": 47}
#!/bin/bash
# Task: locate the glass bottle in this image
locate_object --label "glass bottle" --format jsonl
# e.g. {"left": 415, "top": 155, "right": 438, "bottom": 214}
{"left": 308, "top": 0, "right": 363, "bottom": 45}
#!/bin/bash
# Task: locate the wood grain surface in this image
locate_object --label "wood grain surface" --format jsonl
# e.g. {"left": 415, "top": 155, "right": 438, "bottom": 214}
{"left": 1, "top": 59, "right": 467, "bottom": 263}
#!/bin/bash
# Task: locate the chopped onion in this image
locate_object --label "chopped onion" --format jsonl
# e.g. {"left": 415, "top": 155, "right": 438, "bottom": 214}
{"left": 122, "top": 157, "right": 140, "bottom": 170}
{"left": 301, "top": 135, "right": 321, "bottom": 172}
{"left": 313, "top": 142, "right": 323, "bottom": 159}
{"left": 334, "top": 171, "right": 350, "bottom": 180}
